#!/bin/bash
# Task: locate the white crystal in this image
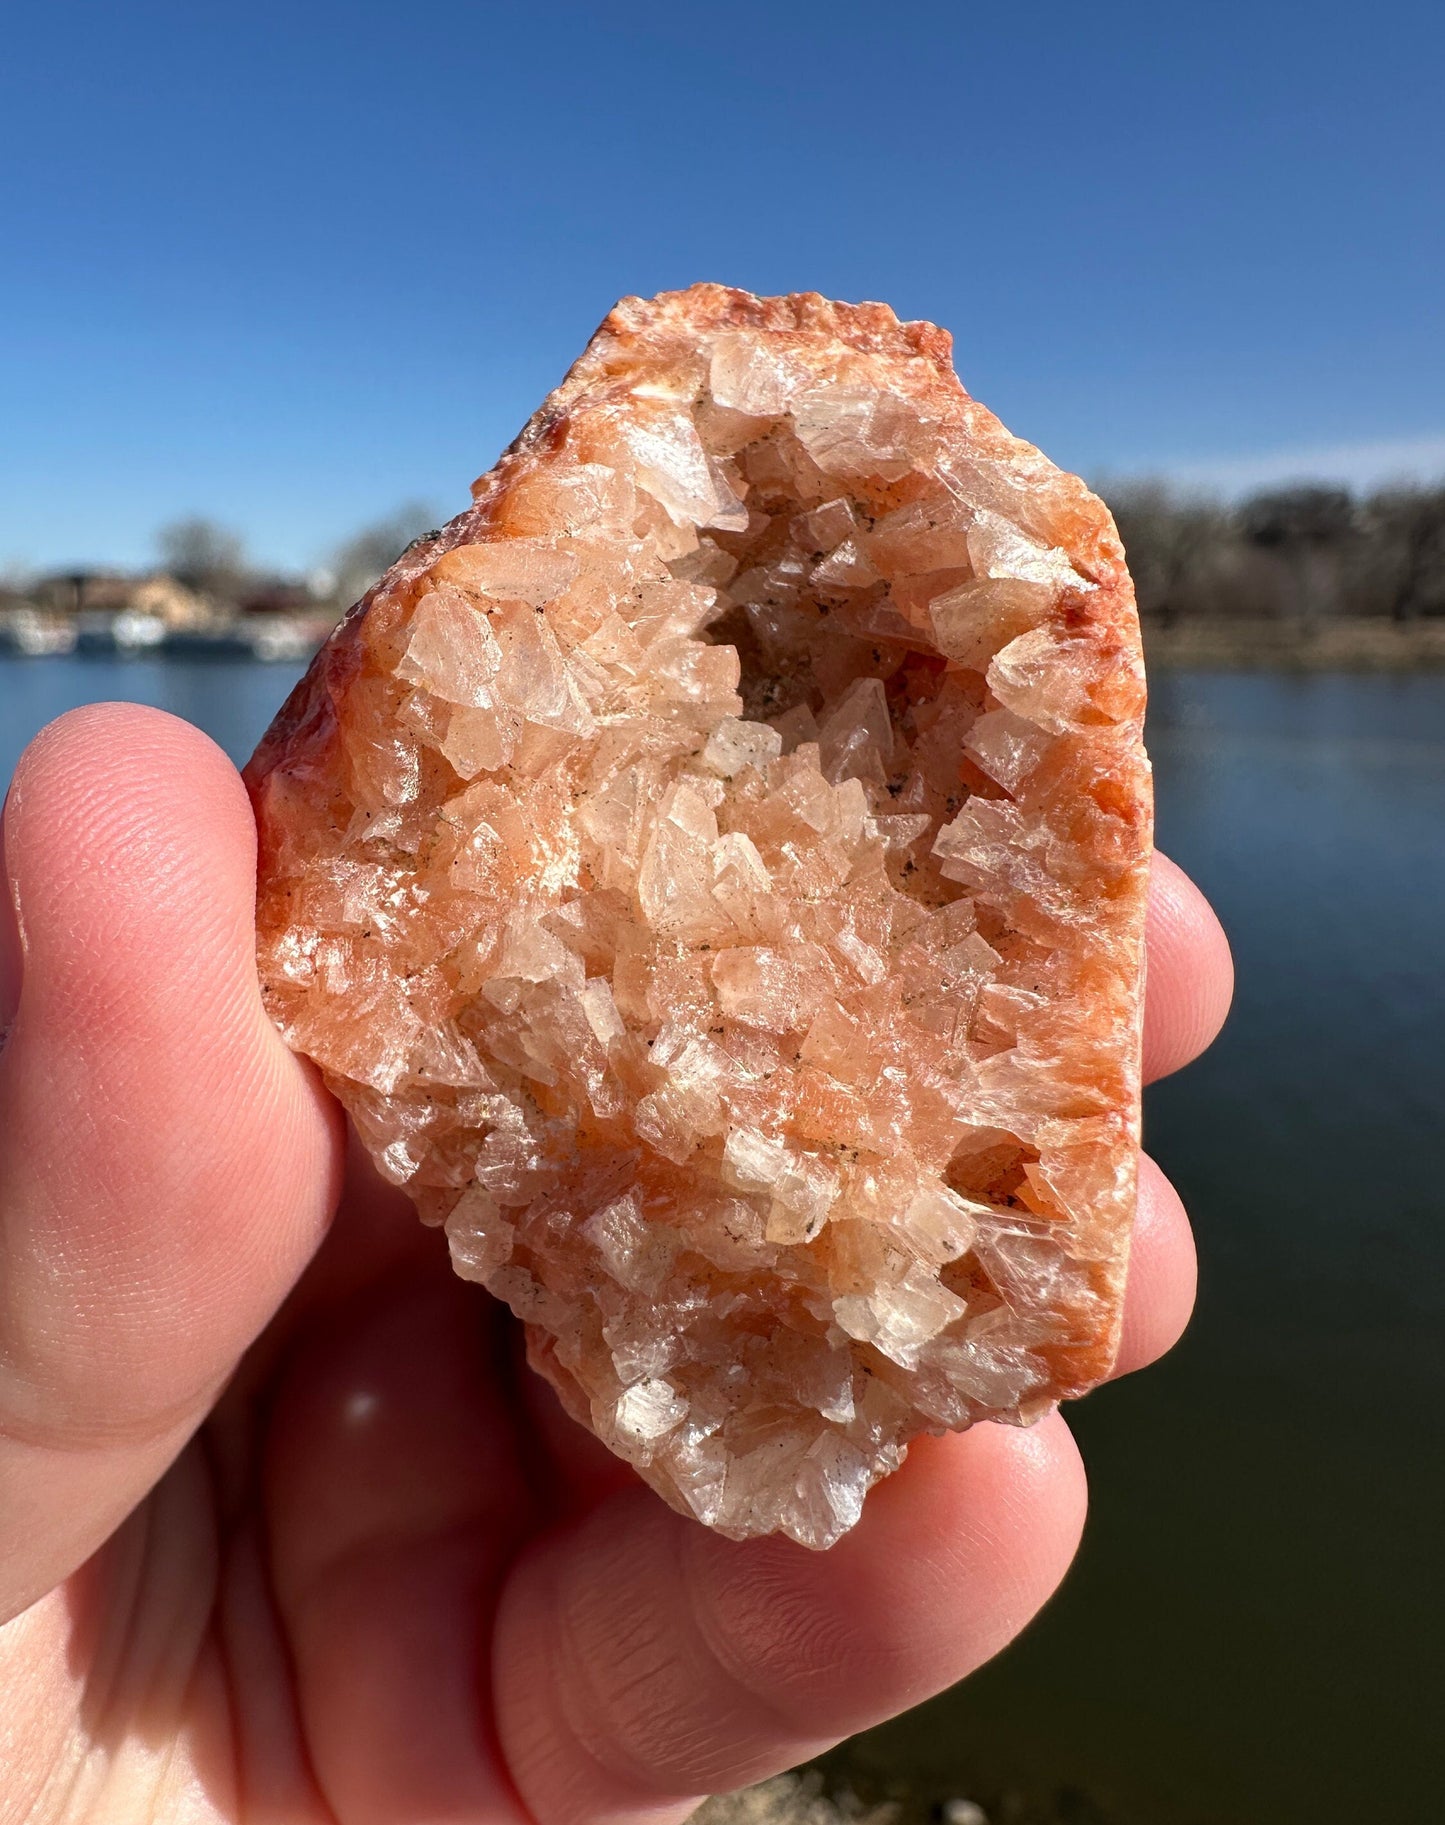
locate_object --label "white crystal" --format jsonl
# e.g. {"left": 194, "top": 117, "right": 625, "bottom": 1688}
{"left": 396, "top": 586, "right": 503, "bottom": 705}
{"left": 701, "top": 715, "right": 784, "bottom": 777}
{"left": 624, "top": 411, "right": 749, "bottom": 531}
{"left": 615, "top": 1377, "right": 688, "bottom": 1443}
{"left": 437, "top": 539, "right": 579, "bottom": 605}
{"left": 708, "top": 332, "right": 804, "bottom": 416}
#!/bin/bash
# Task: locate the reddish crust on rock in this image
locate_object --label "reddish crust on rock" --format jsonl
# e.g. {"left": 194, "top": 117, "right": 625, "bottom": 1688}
{"left": 246, "top": 284, "right": 1151, "bottom": 1548}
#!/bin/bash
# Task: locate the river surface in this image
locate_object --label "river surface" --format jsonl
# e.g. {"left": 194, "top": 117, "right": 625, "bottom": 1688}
{"left": 2, "top": 658, "right": 1442, "bottom": 1823}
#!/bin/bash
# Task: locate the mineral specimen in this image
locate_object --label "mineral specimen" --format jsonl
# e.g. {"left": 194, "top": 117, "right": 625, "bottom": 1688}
{"left": 246, "top": 284, "right": 1152, "bottom": 1548}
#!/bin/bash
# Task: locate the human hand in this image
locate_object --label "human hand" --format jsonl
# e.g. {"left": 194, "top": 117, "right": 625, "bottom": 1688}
{"left": 0, "top": 704, "right": 1232, "bottom": 1825}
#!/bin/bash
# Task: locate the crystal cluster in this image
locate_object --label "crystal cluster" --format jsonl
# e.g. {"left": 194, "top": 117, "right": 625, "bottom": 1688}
{"left": 246, "top": 285, "right": 1152, "bottom": 1548}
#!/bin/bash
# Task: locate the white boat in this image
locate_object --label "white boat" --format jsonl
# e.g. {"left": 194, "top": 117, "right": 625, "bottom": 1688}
{"left": 111, "top": 610, "right": 168, "bottom": 651}
{"left": 249, "top": 620, "right": 321, "bottom": 662}
{"left": 0, "top": 607, "right": 79, "bottom": 656}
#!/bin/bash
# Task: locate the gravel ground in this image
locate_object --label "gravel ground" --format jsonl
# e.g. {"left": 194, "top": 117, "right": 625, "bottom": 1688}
{"left": 691, "top": 1771, "right": 1115, "bottom": 1825}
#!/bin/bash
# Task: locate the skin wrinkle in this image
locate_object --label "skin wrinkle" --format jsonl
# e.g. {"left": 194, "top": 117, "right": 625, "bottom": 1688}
{"left": 205, "top": 1498, "right": 252, "bottom": 1825}
{"left": 9, "top": 1132, "right": 286, "bottom": 1425}
{"left": 7, "top": 1159, "right": 236, "bottom": 1374}
{"left": 547, "top": 1527, "right": 773, "bottom": 1796}
{"left": 0, "top": 1063, "right": 281, "bottom": 1417}
{"left": 694, "top": 1513, "right": 939, "bottom": 1700}
{"left": 678, "top": 1551, "right": 838, "bottom": 1765}
{"left": 680, "top": 1540, "right": 872, "bottom": 1751}
{"left": 19, "top": 852, "right": 218, "bottom": 1012}
{"left": 0, "top": 1597, "right": 76, "bottom": 1824}
{"left": 58, "top": 1513, "right": 154, "bottom": 1818}
{"left": 5, "top": 1128, "right": 322, "bottom": 1398}
{"left": 260, "top": 1269, "right": 533, "bottom": 1823}
{"left": 129, "top": 1676, "right": 208, "bottom": 1825}
{"left": 524, "top": 1563, "right": 703, "bottom": 1818}
{"left": 175, "top": 1658, "right": 243, "bottom": 1824}
{"left": 500, "top": 1421, "right": 1086, "bottom": 1819}
{"left": 6, "top": 731, "right": 248, "bottom": 996}
{"left": 113, "top": 1459, "right": 217, "bottom": 1719}
{"left": 0, "top": 1393, "right": 210, "bottom": 1459}
{"left": 65, "top": 1466, "right": 227, "bottom": 1825}
{"left": 688, "top": 1420, "right": 1083, "bottom": 1722}
{"left": 9, "top": 1011, "right": 284, "bottom": 1229}
{"left": 14, "top": 1689, "right": 91, "bottom": 1825}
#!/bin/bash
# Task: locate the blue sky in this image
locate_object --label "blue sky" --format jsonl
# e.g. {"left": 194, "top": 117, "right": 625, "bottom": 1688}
{"left": 3, "top": 0, "right": 1442, "bottom": 574}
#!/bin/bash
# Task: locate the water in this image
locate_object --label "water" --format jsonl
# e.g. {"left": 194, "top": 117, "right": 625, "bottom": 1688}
{"left": 0, "top": 653, "right": 308, "bottom": 782}
{"left": 3, "top": 657, "right": 1442, "bottom": 1822}
{"left": 830, "top": 671, "right": 1445, "bottom": 1823}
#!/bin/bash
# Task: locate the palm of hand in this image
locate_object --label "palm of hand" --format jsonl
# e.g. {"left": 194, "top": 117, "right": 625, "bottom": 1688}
{"left": 0, "top": 708, "right": 1230, "bottom": 1825}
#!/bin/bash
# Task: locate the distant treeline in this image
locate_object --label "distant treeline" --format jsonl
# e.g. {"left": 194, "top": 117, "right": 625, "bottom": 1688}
{"left": 154, "top": 505, "right": 441, "bottom": 610}
{"left": 13, "top": 486, "right": 1445, "bottom": 631}
{"left": 1104, "top": 482, "right": 1445, "bottom": 623}
{"left": 2, "top": 506, "right": 444, "bottom": 620}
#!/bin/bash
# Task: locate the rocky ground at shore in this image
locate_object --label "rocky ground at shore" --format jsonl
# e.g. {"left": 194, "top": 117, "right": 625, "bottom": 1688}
{"left": 693, "top": 1768, "right": 1133, "bottom": 1825}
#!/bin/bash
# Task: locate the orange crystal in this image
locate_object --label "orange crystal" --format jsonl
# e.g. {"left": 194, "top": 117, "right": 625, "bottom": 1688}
{"left": 246, "top": 285, "right": 1152, "bottom": 1548}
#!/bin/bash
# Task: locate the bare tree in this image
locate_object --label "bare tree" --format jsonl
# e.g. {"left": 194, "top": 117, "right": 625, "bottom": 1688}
{"left": 1361, "top": 487, "right": 1445, "bottom": 621}
{"left": 1108, "top": 484, "right": 1227, "bottom": 625}
{"left": 157, "top": 518, "right": 249, "bottom": 596}
{"left": 1103, "top": 479, "right": 1445, "bottom": 626}
{"left": 1239, "top": 486, "right": 1355, "bottom": 550}
{"left": 1239, "top": 487, "right": 1355, "bottom": 622}
{"left": 329, "top": 503, "right": 440, "bottom": 608}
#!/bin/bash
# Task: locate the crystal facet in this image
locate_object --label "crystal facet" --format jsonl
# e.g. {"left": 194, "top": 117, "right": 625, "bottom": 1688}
{"left": 245, "top": 285, "right": 1152, "bottom": 1548}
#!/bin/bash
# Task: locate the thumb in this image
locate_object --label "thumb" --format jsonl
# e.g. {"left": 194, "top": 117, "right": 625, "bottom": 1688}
{"left": 0, "top": 704, "right": 340, "bottom": 1622}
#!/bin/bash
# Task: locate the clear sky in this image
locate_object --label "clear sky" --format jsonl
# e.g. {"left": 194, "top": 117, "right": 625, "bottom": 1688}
{"left": 3, "top": 0, "right": 1442, "bottom": 575}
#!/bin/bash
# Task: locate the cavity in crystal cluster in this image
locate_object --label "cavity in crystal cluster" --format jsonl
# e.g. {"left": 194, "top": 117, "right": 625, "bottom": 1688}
{"left": 246, "top": 285, "right": 1152, "bottom": 1548}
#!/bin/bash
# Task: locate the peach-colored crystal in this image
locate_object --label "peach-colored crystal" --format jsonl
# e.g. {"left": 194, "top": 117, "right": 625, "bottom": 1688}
{"left": 246, "top": 285, "right": 1152, "bottom": 1548}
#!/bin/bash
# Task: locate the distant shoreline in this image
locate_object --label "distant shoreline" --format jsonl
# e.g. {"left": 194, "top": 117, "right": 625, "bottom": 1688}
{"left": 1142, "top": 614, "right": 1445, "bottom": 671}
{"left": 0, "top": 606, "right": 332, "bottom": 663}
{"left": 5, "top": 608, "right": 1445, "bottom": 674}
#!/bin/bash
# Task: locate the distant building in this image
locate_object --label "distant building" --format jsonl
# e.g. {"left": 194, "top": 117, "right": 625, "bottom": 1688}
{"left": 31, "top": 571, "right": 131, "bottom": 616}
{"left": 29, "top": 569, "right": 211, "bottom": 627}
{"left": 234, "top": 578, "right": 317, "bottom": 617}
